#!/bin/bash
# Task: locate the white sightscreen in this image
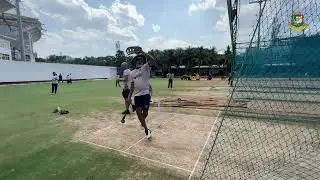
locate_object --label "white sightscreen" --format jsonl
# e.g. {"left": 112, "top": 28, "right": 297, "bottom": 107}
{"left": 0, "top": 60, "right": 117, "bottom": 82}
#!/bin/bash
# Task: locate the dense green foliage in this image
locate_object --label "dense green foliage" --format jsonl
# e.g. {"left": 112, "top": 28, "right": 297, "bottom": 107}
{"left": 36, "top": 46, "right": 232, "bottom": 72}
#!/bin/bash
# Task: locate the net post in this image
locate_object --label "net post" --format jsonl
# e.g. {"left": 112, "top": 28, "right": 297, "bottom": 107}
{"left": 157, "top": 98, "right": 161, "bottom": 128}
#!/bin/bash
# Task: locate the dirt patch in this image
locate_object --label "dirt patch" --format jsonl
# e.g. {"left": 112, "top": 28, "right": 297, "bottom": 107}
{"left": 126, "top": 113, "right": 217, "bottom": 171}
{"left": 69, "top": 107, "right": 221, "bottom": 176}
{"left": 148, "top": 80, "right": 237, "bottom": 115}
{"left": 173, "top": 86, "right": 229, "bottom": 98}
{"left": 75, "top": 111, "right": 218, "bottom": 176}
{"left": 159, "top": 107, "right": 221, "bottom": 117}
{"left": 152, "top": 96, "right": 246, "bottom": 110}
{"left": 71, "top": 110, "right": 126, "bottom": 140}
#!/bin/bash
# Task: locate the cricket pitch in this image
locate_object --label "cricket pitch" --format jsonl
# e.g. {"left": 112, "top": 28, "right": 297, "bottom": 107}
{"left": 71, "top": 79, "right": 229, "bottom": 178}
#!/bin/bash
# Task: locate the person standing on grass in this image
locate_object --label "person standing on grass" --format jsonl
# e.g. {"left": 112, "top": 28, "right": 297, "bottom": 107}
{"left": 120, "top": 62, "right": 132, "bottom": 114}
{"left": 51, "top": 72, "right": 58, "bottom": 94}
{"left": 58, "top": 73, "right": 63, "bottom": 83}
{"left": 69, "top": 73, "right": 72, "bottom": 84}
{"left": 66, "top": 73, "right": 72, "bottom": 84}
{"left": 115, "top": 74, "right": 120, "bottom": 87}
{"left": 129, "top": 49, "right": 156, "bottom": 141}
{"left": 167, "top": 71, "right": 174, "bottom": 89}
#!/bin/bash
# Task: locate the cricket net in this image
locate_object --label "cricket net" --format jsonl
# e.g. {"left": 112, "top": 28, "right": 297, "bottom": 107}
{"left": 199, "top": 0, "right": 320, "bottom": 179}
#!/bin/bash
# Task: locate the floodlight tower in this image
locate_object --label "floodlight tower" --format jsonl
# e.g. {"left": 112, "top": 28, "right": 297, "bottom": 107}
{"left": 15, "top": 0, "right": 25, "bottom": 61}
{"left": 115, "top": 41, "right": 120, "bottom": 52}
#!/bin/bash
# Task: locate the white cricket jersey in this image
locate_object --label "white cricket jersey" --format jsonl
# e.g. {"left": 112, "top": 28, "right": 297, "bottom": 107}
{"left": 122, "top": 69, "right": 131, "bottom": 89}
{"left": 168, "top": 73, "right": 174, "bottom": 79}
{"left": 52, "top": 75, "right": 58, "bottom": 84}
{"left": 130, "top": 63, "right": 151, "bottom": 97}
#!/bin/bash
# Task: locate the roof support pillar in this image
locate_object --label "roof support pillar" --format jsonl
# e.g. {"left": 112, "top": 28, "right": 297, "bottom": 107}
{"left": 15, "top": 0, "right": 25, "bottom": 61}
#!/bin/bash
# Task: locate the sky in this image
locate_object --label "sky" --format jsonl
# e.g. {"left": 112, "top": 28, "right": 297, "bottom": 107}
{"left": 17, "top": 0, "right": 261, "bottom": 58}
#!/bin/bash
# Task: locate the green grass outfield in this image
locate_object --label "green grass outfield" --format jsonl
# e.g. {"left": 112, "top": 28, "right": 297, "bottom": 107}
{"left": 0, "top": 79, "right": 187, "bottom": 180}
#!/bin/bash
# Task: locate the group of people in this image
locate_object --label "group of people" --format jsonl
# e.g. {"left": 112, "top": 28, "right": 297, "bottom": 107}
{"left": 51, "top": 72, "right": 72, "bottom": 94}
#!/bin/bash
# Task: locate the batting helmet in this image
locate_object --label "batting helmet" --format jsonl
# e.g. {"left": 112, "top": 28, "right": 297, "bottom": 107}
{"left": 132, "top": 54, "right": 147, "bottom": 67}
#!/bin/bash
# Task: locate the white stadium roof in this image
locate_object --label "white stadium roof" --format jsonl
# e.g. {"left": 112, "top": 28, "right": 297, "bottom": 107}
{"left": 0, "top": 0, "right": 43, "bottom": 43}
{"left": 0, "top": 13, "right": 43, "bottom": 42}
{"left": 0, "top": 0, "right": 15, "bottom": 14}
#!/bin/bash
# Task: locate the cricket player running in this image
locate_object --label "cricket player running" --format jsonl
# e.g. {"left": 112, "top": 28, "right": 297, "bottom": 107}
{"left": 120, "top": 62, "right": 132, "bottom": 114}
{"left": 129, "top": 48, "right": 156, "bottom": 140}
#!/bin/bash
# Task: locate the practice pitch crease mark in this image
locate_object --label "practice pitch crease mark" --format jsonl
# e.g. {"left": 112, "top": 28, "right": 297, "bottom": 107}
{"left": 78, "top": 111, "right": 220, "bottom": 176}
{"left": 79, "top": 139, "right": 192, "bottom": 173}
{"left": 124, "top": 136, "right": 146, "bottom": 152}
{"left": 188, "top": 111, "right": 221, "bottom": 180}
{"left": 124, "top": 113, "right": 178, "bottom": 152}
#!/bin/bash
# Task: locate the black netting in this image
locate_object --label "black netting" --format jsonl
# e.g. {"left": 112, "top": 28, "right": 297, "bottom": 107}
{"left": 199, "top": 0, "right": 320, "bottom": 179}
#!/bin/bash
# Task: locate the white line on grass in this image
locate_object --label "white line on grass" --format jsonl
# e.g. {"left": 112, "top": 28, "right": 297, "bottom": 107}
{"left": 79, "top": 139, "right": 192, "bottom": 173}
{"left": 124, "top": 136, "right": 146, "bottom": 151}
{"left": 187, "top": 111, "right": 221, "bottom": 180}
{"left": 124, "top": 113, "right": 178, "bottom": 152}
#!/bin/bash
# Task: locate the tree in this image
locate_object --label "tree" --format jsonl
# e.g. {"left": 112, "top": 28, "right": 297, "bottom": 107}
{"left": 35, "top": 57, "right": 46, "bottom": 62}
{"left": 175, "top": 48, "right": 184, "bottom": 69}
{"left": 224, "top": 45, "right": 232, "bottom": 55}
{"left": 224, "top": 45, "right": 233, "bottom": 73}
{"left": 36, "top": 45, "right": 227, "bottom": 71}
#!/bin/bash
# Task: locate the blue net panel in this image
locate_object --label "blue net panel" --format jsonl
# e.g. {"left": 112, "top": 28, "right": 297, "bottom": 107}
{"left": 235, "top": 35, "right": 320, "bottom": 78}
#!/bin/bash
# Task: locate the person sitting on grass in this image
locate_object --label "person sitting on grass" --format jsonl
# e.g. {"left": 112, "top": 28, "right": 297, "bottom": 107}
{"left": 128, "top": 48, "right": 156, "bottom": 141}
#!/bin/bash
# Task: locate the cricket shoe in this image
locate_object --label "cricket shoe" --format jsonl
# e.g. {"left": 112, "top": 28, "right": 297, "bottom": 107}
{"left": 147, "top": 129, "right": 152, "bottom": 141}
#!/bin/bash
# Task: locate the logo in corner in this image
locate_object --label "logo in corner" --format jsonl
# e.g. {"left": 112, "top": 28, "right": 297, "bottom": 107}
{"left": 288, "top": 12, "right": 308, "bottom": 31}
